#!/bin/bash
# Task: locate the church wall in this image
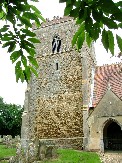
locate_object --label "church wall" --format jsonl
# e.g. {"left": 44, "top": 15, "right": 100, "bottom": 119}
{"left": 30, "top": 50, "right": 83, "bottom": 149}
{"left": 22, "top": 18, "right": 84, "bottom": 149}
{"left": 88, "top": 90, "right": 122, "bottom": 151}
{"left": 35, "top": 51, "right": 83, "bottom": 138}
{"left": 21, "top": 17, "right": 96, "bottom": 149}
{"left": 81, "top": 46, "right": 96, "bottom": 150}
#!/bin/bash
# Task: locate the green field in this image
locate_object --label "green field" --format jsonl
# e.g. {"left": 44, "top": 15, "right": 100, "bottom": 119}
{"left": 41, "top": 149, "right": 101, "bottom": 163}
{"left": 0, "top": 145, "right": 16, "bottom": 163}
{"left": 0, "top": 145, "right": 101, "bottom": 163}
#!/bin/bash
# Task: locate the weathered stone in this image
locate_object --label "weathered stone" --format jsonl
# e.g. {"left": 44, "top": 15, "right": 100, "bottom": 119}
{"left": 21, "top": 16, "right": 96, "bottom": 151}
{"left": 38, "top": 143, "right": 46, "bottom": 160}
{"left": 26, "top": 142, "right": 37, "bottom": 163}
{"left": 9, "top": 156, "right": 15, "bottom": 163}
{"left": 3, "top": 135, "right": 13, "bottom": 148}
{"left": 45, "top": 146, "right": 53, "bottom": 158}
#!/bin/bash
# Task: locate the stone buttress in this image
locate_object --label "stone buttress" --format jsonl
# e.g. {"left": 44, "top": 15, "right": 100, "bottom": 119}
{"left": 21, "top": 16, "right": 96, "bottom": 149}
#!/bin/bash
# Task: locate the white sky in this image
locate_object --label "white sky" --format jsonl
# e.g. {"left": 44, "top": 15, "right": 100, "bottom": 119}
{"left": 0, "top": 0, "right": 121, "bottom": 105}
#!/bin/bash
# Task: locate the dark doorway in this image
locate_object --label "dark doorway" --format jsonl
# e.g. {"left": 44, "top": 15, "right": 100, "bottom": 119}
{"left": 103, "top": 120, "right": 122, "bottom": 151}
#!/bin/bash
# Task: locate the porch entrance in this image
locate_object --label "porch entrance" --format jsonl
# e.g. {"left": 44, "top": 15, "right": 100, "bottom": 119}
{"left": 103, "top": 120, "right": 122, "bottom": 151}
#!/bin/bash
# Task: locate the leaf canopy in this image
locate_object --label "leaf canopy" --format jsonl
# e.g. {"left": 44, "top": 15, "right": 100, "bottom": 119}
{"left": 0, "top": 0, "right": 122, "bottom": 83}
{"left": 60, "top": 0, "right": 122, "bottom": 55}
{"left": 0, "top": 0, "right": 45, "bottom": 82}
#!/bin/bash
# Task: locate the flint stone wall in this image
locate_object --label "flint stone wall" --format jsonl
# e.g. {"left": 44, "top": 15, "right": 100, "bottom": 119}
{"left": 31, "top": 51, "right": 83, "bottom": 140}
{"left": 22, "top": 17, "right": 96, "bottom": 149}
{"left": 39, "top": 137, "right": 83, "bottom": 150}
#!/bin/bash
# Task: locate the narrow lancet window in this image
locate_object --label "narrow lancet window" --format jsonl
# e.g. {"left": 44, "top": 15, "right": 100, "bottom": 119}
{"left": 56, "top": 62, "right": 59, "bottom": 70}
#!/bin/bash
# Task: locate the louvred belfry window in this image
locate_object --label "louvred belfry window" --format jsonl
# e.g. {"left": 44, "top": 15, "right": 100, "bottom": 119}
{"left": 52, "top": 35, "right": 61, "bottom": 53}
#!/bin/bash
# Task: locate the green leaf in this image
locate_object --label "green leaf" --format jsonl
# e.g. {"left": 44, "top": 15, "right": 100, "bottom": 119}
{"left": 99, "top": 0, "right": 120, "bottom": 14}
{"left": 10, "top": 51, "right": 21, "bottom": 63}
{"left": 8, "top": 41, "right": 16, "bottom": 53}
{"left": 18, "top": 16, "right": 32, "bottom": 28}
{"left": 1, "top": 34, "right": 12, "bottom": 41}
{"left": 16, "top": 70, "right": 22, "bottom": 83}
{"left": 92, "top": 22, "right": 101, "bottom": 41}
{"left": 17, "top": 24, "right": 23, "bottom": 27}
{"left": 2, "top": 41, "right": 13, "bottom": 48}
{"left": 34, "top": 12, "right": 45, "bottom": 22}
{"left": 23, "top": 12, "right": 38, "bottom": 21}
{"left": 22, "top": 45, "right": 36, "bottom": 57}
{"left": 0, "top": 11, "right": 6, "bottom": 20}
{"left": 2, "top": 25, "right": 10, "bottom": 28}
{"left": 116, "top": 1, "right": 122, "bottom": 7}
{"left": 20, "top": 34, "right": 26, "bottom": 40}
{"left": 21, "top": 29, "right": 36, "bottom": 37}
{"left": 77, "top": 30, "right": 85, "bottom": 50}
{"left": 21, "top": 55, "right": 27, "bottom": 68}
{"left": 92, "top": 10, "right": 101, "bottom": 22}
{"left": 72, "top": 23, "right": 85, "bottom": 47}
{"left": 30, "top": 5, "right": 42, "bottom": 15}
{"left": 111, "top": 13, "right": 122, "bottom": 22}
{"left": 118, "top": 23, "right": 122, "bottom": 28}
{"left": 78, "top": 9, "right": 85, "bottom": 20}
{"left": 102, "top": 16, "right": 118, "bottom": 29}
{"left": 99, "top": 21, "right": 103, "bottom": 29}
{"left": 108, "top": 30, "right": 114, "bottom": 55}
{"left": 72, "top": 32, "right": 79, "bottom": 47}
{"left": 17, "top": 4, "right": 30, "bottom": 12}
{"left": 27, "top": 56, "right": 38, "bottom": 68}
{"left": 28, "top": 37, "right": 40, "bottom": 43}
{"left": 66, "top": 0, "right": 72, "bottom": 5}
{"left": 20, "top": 71, "right": 25, "bottom": 83}
{"left": 64, "top": 4, "right": 73, "bottom": 15}
{"left": 116, "top": 35, "right": 122, "bottom": 52}
{"left": 101, "top": 29, "right": 109, "bottom": 52}
{"left": 86, "top": 33, "right": 92, "bottom": 48}
{"left": 9, "top": 6, "right": 19, "bottom": 15}
{"left": 76, "top": 17, "right": 84, "bottom": 25}
{"left": 70, "top": 8, "right": 79, "bottom": 18}
{"left": 24, "top": 40, "right": 35, "bottom": 49}
{"left": 15, "top": 61, "right": 22, "bottom": 82}
{"left": 0, "top": 26, "right": 9, "bottom": 32}
{"left": 83, "top": 7, "right": 89, "bottom": 20}
{"left": 77, "top": 23, "right": 85, "bottom": 35}
{"left": 23, "top": 66, "right": 31, "bottom": 81}
{"left": 24, "top": 10, "right": 45, "bottom": 26}
{"left": 30, "top": 66, "right": 38, "bottom": 77}
{"left": 85, "top": 17, "right": 93, "bottom": 33}
{"left": 6, "top": 14, "right": 15, "bottom": 24}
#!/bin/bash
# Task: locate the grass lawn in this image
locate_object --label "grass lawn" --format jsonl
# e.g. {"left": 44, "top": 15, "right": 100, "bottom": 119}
{"left": 0, "top": 145, "right": 101, "bottom": 163}
{"left": 0, "top": 145, "right": 16, "bottom": 159}
{"left": 41, "top": 149, "right": 101, "bottom": 163}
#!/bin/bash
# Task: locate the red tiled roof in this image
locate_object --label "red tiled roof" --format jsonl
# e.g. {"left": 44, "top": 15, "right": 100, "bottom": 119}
{"left": 92, "top": 63, "right": 122, "bottom": 107}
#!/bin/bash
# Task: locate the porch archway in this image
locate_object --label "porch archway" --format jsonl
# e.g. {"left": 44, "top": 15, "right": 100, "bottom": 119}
{"left": 103, "top": 119, "right": 122, "bottom": 151}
